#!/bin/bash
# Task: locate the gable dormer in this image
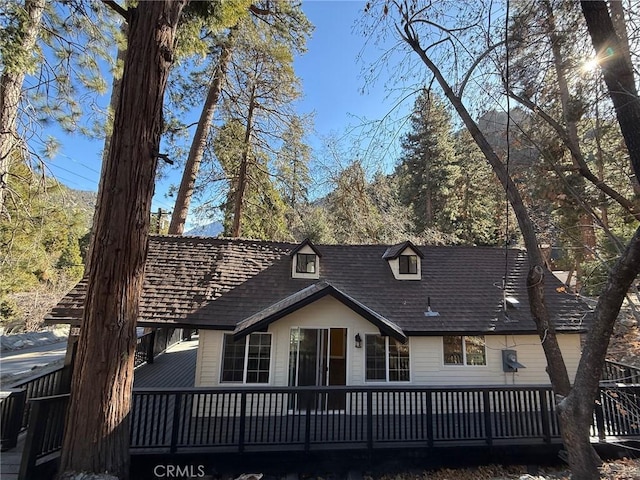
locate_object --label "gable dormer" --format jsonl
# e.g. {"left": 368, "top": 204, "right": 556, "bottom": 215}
{"left": 291, "top": 238, "right": 322, "bottom": 279}
{"left": 382, "top": 241, "right": 423, "bottom": 280}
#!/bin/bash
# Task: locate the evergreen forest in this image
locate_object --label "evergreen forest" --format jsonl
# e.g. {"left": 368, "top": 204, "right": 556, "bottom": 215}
{"left": 1, "top": 1, "right": 639, "bottom": 332}
{"left": 1, "top": 1, "right": 640, "bottom": 479}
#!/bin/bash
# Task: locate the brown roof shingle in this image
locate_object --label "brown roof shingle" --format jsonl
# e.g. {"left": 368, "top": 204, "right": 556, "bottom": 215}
{"left": 46, "top": 236, "right": 592, "bottom": 336}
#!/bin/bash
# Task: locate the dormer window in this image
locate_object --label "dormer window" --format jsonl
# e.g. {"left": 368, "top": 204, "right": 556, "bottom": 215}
{"left": 291, "top": 238, "right": 321, "bottom": 279}
{"left": 296, "top": 253, "right": 317, "bottom": 274}
{"left": 399, "top": 255, "right": 418, "bottom": 275}
{"left": 383, "top": 241, "right": 423, "bottom": 281}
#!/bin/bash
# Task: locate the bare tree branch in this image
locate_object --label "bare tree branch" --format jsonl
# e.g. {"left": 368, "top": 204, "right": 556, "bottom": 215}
{"left": 101, "top": 0, "right": 129, "bottom": 21}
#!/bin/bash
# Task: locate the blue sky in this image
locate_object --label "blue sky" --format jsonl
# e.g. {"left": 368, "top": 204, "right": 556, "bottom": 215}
{"left": 43, "top": 1, "right": 416, "bottom": 224}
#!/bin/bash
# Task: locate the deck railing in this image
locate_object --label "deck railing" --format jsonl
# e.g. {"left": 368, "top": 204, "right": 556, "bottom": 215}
{"left": 0, "top": 329, "right": 168, "bottom": 449}
{"left": 134, "top": 331, "right": 155, "bottom": 368}
{"left": 601, "top": 360, "right": 640, "bottom": 384}
{"left": 18, "top": 384, "right": 640, "bottom": 480}
{"left": 9, "top": 367, "right": 66, "bottom": 431}
{"left": 128, "top": 385, "right": 564, "bottom": 453}
{"left": 0, "top": 388, "right": 26, "bottom": 451}
{"left": 18, "top": 394, "right": 69, "bottom": 480}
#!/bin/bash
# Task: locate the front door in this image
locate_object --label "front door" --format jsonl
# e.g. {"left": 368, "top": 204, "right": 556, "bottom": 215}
{"left": 289, "top": 327, "right": 347, "bottom": 410}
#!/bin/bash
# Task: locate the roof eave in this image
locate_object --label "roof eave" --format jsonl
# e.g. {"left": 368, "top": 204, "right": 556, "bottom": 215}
{"left": 233, "top": 283, "right": 407, "bottom": 343}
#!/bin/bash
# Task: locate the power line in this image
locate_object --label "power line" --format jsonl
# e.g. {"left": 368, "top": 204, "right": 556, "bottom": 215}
{"left": 48, "top": 163, "right": 98, "bottom": 185}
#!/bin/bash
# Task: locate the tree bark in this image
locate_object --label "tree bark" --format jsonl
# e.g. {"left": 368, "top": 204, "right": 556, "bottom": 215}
{"left": 609, "top": 0, "right": 634, "bottom": 74}
{"left": 58, "top": 2, "right": 185, "bottom": 478}
{"left": 0, "top": 0, "right": 45, "bottom": 218}
{"left": 231, "top": 83, "right": 256, "bottom": 238}
{"left": 542, "top": 0, "right": 597, "bottom": 275}
{"left": 558, "top": 226, "right": 640, "bottom": 479}
{"left": 395, "top": 10, "right": 624, "bottom": 477}
{"left": 400, "top": 20, "right": 572, "bottom": 395}
{"left": 581, "top": 0, "right": 640, "bottom": 186}
{"left": 169, "top": 31, "right": 235, "bottom": 235}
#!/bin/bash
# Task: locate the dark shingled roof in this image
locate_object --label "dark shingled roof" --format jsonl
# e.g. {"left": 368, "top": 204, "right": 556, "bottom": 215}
{"left": 382, "top": 240, "right": 424, "bottom": 259}
{"left": 233, "top": 281, "right": 408, "bottom": 342}
{"left": 46, "top": 235, "right": 592, "bottom": 336}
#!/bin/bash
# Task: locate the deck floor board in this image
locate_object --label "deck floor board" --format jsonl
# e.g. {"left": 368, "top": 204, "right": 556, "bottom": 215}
{"left": 134, "top": 338, "right": 198, "bottom": 388}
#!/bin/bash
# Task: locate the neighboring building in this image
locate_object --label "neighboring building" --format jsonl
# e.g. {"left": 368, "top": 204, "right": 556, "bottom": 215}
{"left": 47, "top": 236, "right": 592, "bottom": 391}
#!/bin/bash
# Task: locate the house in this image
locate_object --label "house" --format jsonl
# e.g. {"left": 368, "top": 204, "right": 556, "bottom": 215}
{"left": 47, "top": 236, "right": 592, "bottom": 391}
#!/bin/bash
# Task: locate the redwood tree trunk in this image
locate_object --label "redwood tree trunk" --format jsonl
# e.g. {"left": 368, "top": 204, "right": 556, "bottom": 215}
{"left": 169, "top": 31, "right": 235, "bottom": 235}
{"left": 0, "top": 0, "right": 45, "bottom": 217}
{"left": 58, "top": 2, "right": 185, "bottom": 478}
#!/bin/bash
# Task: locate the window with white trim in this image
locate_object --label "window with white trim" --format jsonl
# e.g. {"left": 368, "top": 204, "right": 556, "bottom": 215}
{"left": 296, "top": 253, "right": 317, "bottom": 274}
{"left": 443, "top": 335, "right": 486, "bottom": 366}
{"left": 365, "top": 334, "right": 410, "bottom": 382}
{"left": 398, "top": 254, "right": 418, "bottom": 274}
{"left": 221, "top": 333, "right": 272, "bottom": 383}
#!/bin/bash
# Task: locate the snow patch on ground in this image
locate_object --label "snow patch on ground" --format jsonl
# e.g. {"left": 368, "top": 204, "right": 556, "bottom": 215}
{"left": 0, "top": 326, "right": 69, "bottom": 352}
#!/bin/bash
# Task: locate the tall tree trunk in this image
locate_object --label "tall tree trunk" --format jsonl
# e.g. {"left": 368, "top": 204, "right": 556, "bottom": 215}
{"left": 396, "top": 12, "right": 624, "bottom": 478}
{"left": 400, "top": 22, "right": 572, "bottom": 394}
{"left": 169, "top": 31, "right": 235, "bottom": 235}
{"left": 231, "top": 83, "right": 256, "bottom": 238}
{"left": 543, "top": 0, "right": 598, "bottom": 275}
{"left": 0, "top": 0, "right": 45, "bottom": 218}
{"left": 558, "top": 226, "right": 640, "bottom": 480}
{"left": 553, "top": 3, "right": 640, "bottom": 478}
{"left": 58, "top": 2, "right": 185, "bottom": 479}
{"left": 581, "top": 1, "right": 640, "bottom": 186}
{"left": 609, "top": 0, "right": 634, "bottom": 73}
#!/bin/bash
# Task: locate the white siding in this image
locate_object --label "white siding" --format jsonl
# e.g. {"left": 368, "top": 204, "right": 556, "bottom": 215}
{"left": 196, "top": 296, "right": 582, "bottom": 388}
{"left": 387, "top": 246, "right": 421, "bottom": 280}
{"left": 196, "top": 330, "right": 226, "bottom": 386}
{"left": 409, "top": 334, "right": 581, "bottom": 386}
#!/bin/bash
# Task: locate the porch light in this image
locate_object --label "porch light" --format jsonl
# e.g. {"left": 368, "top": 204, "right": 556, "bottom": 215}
{"left": 355, "top": 333, "right": 362, "bottom": 348}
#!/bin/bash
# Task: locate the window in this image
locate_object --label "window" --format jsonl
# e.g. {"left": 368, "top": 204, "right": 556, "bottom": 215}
{"left": 296, "top": 253, "right": 316, "bottom": 273}
{"left": 399, "top": 255, "right": 418, "bottom": 274}
{"left": 365, "top": 335, "right": 386, "bottom": 381}
{"left": 221, "top": 333, "right": 271, "bottom": 383}
{"left": 221, "top": 335, "right": 245, "bottom": 382}
{"left": 443, "top": 335, "right": 486, "bottom": 366}
{"left": 246, "top": 333, "right": 272, "bottom": 383}
{"left": 365, "top": 334, "right": 410, "bottom": 382}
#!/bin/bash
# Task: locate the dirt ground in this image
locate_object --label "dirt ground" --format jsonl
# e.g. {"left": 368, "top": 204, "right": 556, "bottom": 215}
{"left": 368, "top": 457, "right": 640, "bottom": 479}
{"left": 606, "top": 318, "right": 640, "bottom": 369}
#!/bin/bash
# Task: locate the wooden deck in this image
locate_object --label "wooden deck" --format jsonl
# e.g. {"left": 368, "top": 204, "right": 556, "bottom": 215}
{"left": 0, "top": 339, "right": 198, "bottom": 480}
{"left": 133, "top": 338, "right": 198, "bottom": 388}
{"left": 8, "top": 341, "right": 640, "bottom": 480}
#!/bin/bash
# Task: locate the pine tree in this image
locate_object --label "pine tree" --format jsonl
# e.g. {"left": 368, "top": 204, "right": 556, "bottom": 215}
{"left": 213, "top": 13, "right": 310, "bottom": 238}
{"left": 276, "top": 115, "right": 312, "bottom": 210}
{"left": 396, "top": 91, "right": 458, "bottom": 235}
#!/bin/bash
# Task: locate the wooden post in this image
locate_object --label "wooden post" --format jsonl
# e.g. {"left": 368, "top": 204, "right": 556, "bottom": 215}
{"left": 593, "top": 390, "right": 607, "bottom": 442}
{"left": 58, "top": 333, "right": 79, "bottom": 394}
{"left": 304, "top": 393, "right": 312, "bottom": 453}
{"left": 539, "top": 389, "right": 552, "bottom": 444}
{"left": 366, "top": 390, "right": 373, "bottom": 452}
{"left": 147, "top": 330, "right": 156, "bottom": 364}
{"left": 483, "top": 390, "right": 493, "bottom": 446}
{"left": 170, "top": 392, "right": 182, "bottom": 454}
{"left": 425, "top": 390, "right": 434, "bottom": 448}
{"left": 238, "top": 392, "right": 246, "bottom": 453}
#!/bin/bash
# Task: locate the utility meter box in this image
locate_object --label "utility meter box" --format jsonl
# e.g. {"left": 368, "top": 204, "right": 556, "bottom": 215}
{"left": 502, "top": 349, "right": 525, "bottom": 372}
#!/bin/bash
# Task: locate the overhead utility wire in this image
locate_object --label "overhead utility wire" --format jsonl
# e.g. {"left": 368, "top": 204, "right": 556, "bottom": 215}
{"left": 503, "top": 0, "right": 511, "bottom": 314}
